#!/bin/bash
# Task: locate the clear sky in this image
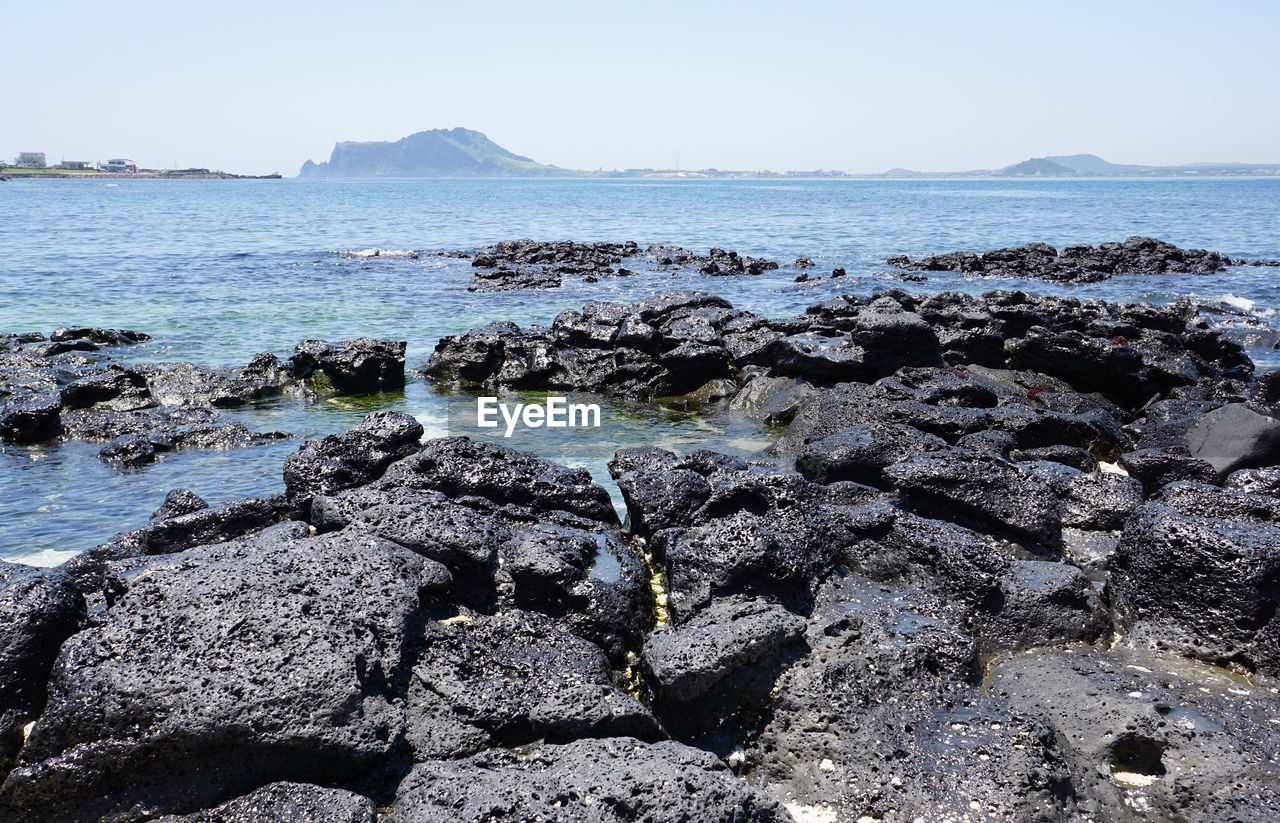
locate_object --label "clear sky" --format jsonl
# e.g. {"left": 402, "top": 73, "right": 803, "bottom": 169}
{"left": 4, "top": 0, "right": 1277, "bottom": 175}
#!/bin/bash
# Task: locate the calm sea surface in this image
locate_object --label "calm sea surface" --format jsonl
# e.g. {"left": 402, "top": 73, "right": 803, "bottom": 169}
{"left": 2, "top": 177, "right": 1278, "bottom": 563}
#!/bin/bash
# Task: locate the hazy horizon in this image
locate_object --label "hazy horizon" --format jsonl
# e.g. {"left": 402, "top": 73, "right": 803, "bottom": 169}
{"left": 5, "top": 0, "right": 1278, "bottom": 176}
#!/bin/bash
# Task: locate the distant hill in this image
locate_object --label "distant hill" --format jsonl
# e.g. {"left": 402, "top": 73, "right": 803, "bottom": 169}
{"left": 868, "top": 153, "right": 1280, "bottom": 178}
{"left": 298, "top": 128, "right": 575, "bottom": 178}
{"left": 998, "top": 157, "right": 1075, "bottom": 176}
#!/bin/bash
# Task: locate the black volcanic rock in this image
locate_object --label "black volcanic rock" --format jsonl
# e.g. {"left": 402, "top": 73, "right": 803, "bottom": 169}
{"left": 6, "top": 269, "right": 1280, "bottom": 823}
{"left": 1185, "top": 402, "right": 1280, "bottom": 476}
{"left": 0, "top": 391, "right": 62, "bottom": 443}
{"left": 639, "top": 597, "right": 807, "bottom": 737}
{"left": 97, "top": 433, "right": 157, "bottom": 466}
{"left": 283, "top": 410, "right": 423, "bottom": 513}
{"left": 151, "top": 783, "right": 377, "bottom": 823}
{"left": 426, "top": 288, "right": 1244, "bottom": 410}
{"left": 1110, "top": 484, "right": 1280, "bottom": 674}
{"left": 1, "top": 529, "right": 437, "bottom": 823}
{"left": 49, "top": 327, "right": 149, "bottom": 346}
{"left": 292, "top": 338, "right": 407, "bottom": 394}
{"left": 0, "top": 564, "right": 86, "bottom": 779}
{"left": 976, "top": 560, "right": 1109, "bottom": 654}
{"left": 309, "top": 434, "right": 641, "bottom": 655}
{"left": 883, "top": 448, "right": 1064, "bottom": 543}
{"left": 387, "top": 737, "right": 790, "bottom": 823}
{"left": 889, "top": 236, "right": 1244, "bottom": 283}
{"left": 988, "top": 646, "right": 1280, "bottom": 823}
{"left": 793, "top": 422, "right": 951, "bottom": 487}
{"left": 405, "top": 610, "right": 659, "bottom": 760}
{"left": 1118, "top": 447, "right": 1218, "bottom": 493}
{"left": 60, "top": 496, "right": 288, "bottom": 605}
{"left": 743, "top": 575, "right": 1081, "bottom": 822}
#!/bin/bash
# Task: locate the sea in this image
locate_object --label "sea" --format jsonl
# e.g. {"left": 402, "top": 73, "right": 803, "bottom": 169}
{"left": 2, "top": 177, "right": 1278, "bottom": 565}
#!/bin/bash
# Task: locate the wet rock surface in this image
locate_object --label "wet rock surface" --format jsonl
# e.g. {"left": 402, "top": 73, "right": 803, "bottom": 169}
{"left": 988, "top": 646, "right": 1280, "bottom": 823}
{"left": 1110, "top": 482, "right": 1280, "bottom": 674}
{"left": 2, "top": 330, "right": 409, "bottom": 468}
{"left": 888, "top": 236, "right": 1250, "bottom": 283}
{"left": 292, "top": 338, "right": 407, "bottom": 393}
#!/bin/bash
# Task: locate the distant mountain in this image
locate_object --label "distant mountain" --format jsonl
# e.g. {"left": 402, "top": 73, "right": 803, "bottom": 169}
{"left": 998, "top": 157, "right": 1075, "bottom": 176}
{"left": 1041, "top": 153, "right": 1152, "bottom": 174}
{"left": 298, "top": 128, "right": 575, "bottom": 178}
{"left": 872, "top": 154, "right": 1280, "bottom": 179}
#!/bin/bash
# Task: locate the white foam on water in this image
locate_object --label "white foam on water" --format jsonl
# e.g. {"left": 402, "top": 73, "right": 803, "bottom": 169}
{"left": 331, "top": 248, "right": 418, "bottom": 259}
{"left": 1213, "top": 293, "right": 1257, "bottom": 313}
{"left": 6, "top": 548, "right": 80, "bottom": 568}
{"left": 1202, "top": 293, "right": 1277, "bottom": 319}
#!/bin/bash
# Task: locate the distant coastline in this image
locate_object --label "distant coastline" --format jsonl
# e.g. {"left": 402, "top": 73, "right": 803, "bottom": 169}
{"left": 0, "top": 169, "right": 282, "bottom": 180}
{"left": 298, "top": 129, "right": 1280, "bottom": 179}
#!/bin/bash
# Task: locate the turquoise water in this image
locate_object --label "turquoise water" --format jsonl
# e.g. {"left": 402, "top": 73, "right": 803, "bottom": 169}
{"left": 2, "top": 177, "right": 1278, "bottom": 563}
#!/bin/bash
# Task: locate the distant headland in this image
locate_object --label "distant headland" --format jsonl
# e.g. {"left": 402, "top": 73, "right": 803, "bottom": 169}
{"left": 298, "top": 129, "right": 1280, "bottom": 179}
{"left": 298, "top": 128, "right": 572, "bottom": 178}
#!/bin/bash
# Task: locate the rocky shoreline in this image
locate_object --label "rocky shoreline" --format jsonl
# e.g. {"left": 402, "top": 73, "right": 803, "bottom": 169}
{"left": 0, "top": 330, "right": 407, "bottom": 465}
{"left": 887, "top": 235, "right": 1279, "bottom": 283}
{"left": 3, "top": 251, "right": 1280, "bottom": 820}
